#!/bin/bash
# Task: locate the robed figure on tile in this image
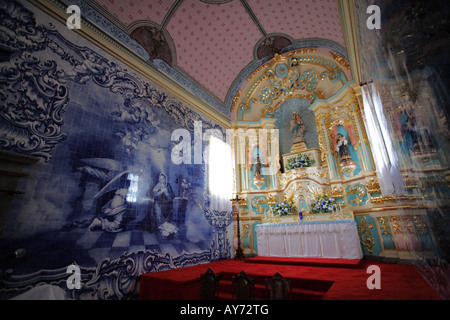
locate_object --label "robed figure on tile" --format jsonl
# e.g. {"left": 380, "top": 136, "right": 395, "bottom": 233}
{"left": 88, "top": 188, "right": 128, "bottom": 232}
{"left": 153, "top": 173, "right": 174, "bottom": 225}
{"left": 290, "top": 112, "right": 307, "bottom": 153}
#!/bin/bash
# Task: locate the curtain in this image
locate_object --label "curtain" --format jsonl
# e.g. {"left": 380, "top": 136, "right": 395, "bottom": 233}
{"left": 208, "top": 136, "right": 233, "bottom": 212}
{"left": 361, "top": 83, "right": 405, "bottom": 196}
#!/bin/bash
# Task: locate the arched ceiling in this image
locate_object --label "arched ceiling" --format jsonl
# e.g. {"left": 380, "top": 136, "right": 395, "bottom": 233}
{"left": 84, "top": 0, "right": 349, "bottom": 118}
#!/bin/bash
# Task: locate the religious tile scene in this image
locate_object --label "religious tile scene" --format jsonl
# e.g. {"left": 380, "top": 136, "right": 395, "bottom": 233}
{"left": 0, "top": 0, "right": 449, "bottom": 303}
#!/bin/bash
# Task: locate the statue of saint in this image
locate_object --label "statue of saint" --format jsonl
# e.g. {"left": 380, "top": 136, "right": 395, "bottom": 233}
{"left": 336, "top": 133, "right": 352, "bottom": 163}
{"left": 290, "top": 112, "right": 306, "bottom": 144}
{"left": 289, "top": 112, "right": 308, "bottom": 153}
{"left": 254, "top": 154, "right": 263, "bottom": 180}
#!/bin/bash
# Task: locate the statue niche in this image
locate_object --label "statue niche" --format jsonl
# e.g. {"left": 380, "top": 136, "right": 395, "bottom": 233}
{"left": 249, "top": 147, "right": 268, "bottom": 190}
{"left": 331, "top": 124, "right": 359, "bottom": 177}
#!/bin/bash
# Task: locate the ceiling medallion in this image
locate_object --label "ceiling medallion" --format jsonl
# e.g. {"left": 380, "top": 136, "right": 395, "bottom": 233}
{"left": 256, "top": 36, "right": 293, "bottom": 59}
{"left": 130, "top": 26, "right": 173, "bottom": 66}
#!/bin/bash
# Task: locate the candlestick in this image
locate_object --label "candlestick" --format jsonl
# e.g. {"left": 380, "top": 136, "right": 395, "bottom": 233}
{"left": 231, "top": 194, "right": 244, "bottom": 261}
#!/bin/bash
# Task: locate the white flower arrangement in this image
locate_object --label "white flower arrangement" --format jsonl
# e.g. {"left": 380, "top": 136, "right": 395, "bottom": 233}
{"left": 286, "top": 153, "right": 315, "bottom": 170}
{"left": 311, "top": 194, "right": 337, "bottom": 213}
{"left": 271, "top": 201, "right": 295, "bottom": 216}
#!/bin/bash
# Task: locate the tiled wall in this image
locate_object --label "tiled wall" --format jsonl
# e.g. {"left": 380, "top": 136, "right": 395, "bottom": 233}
{"left": 0, "top": 0, "right": 232, "bottom": 299}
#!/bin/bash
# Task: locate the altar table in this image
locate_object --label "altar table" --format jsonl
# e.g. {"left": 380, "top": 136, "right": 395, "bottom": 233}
{"left": 255, "top": 220, "right": 363, "bottom": 259}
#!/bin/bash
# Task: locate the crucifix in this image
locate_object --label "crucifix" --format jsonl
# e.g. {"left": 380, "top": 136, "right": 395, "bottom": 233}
{"left": 231, "top": 194, "right": 245, "bottom": 261}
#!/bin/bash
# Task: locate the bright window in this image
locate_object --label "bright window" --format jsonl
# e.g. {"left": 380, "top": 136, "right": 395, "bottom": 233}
{"left": 126, "top": 173, "right": 139, "bottom": 202}
{"left": 208, "top": 136, "right": 233, "bottom": 212}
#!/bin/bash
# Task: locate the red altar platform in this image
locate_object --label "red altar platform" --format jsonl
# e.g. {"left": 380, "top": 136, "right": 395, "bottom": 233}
{"left": 138, "top": 257, "right": 441, "bottom": 300}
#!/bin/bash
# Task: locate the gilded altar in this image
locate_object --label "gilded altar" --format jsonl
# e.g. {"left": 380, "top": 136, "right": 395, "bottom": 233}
{"left": 228, "top": 49, "right": 443, "bottom": 261}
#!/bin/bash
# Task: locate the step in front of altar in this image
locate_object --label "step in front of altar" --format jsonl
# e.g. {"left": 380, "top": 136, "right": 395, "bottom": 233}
{"left": 245, "top": 256, "right": 362, "bottom": 269}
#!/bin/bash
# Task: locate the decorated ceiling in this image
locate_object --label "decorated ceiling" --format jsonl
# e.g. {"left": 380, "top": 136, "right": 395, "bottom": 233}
{"left": 79, "top": 0, "right": 349, "bottom": 118}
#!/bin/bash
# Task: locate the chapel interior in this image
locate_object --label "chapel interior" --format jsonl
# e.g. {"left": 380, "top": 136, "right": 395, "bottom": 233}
{"left": 0, "top": 0, "right": 449, "bottom": 301}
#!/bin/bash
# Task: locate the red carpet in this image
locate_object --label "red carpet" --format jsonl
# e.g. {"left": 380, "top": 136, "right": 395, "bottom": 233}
{"left": 138, "top": 257, "right": 442, "bottom": 300}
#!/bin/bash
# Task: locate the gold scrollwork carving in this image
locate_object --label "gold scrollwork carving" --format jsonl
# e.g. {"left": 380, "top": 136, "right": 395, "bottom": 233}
{"left": 365, "top": 178, "right": 381, "bottom": 194}
{"left": 357, "top": 216, "right": 375, "bottom": 254}
{"left": 377, "top": 217, "right": 391, "bottom": 236}
{"left": 331, "top": 185, "right": 344, "bottom": 199}
{"left": 260, "top": 68, "right": 325, "bottom": 117}
{"left": 329, "top": 50, "right": 350, "bottom": 70}
{"left": 313, "top": 170, "right": 329, "bottom": 179}
{"left": 243, "top": 224, "right": 250, "bottom": 239}
{"left": 235, "top": 50, "right": 345, "bottom": 119}
{"left": 345, "top": 184, "right": 368, "bottom": 206}
{"left": 390, "top": 216, "right": 403, "bottom": 235}
{"left": 315, "top": 114, "right": 330, "bottom": 162}
{"left": 251, "top": 196, "right": 269, "bottom": 215}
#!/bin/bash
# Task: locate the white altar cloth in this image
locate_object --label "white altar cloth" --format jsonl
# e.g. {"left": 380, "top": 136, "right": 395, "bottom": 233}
{"left": 255, "top": 220, "right": 363, "bottom": 259}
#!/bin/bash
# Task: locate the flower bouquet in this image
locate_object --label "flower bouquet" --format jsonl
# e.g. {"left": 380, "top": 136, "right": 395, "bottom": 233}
{"left": 311, "top": 194, "right": 337, "bottom": 213}
{"left": 272, "top": 201, "right": 295, "bottom": 216}
{"left": 286, "top": 153, "right": 315, "bottom": 170}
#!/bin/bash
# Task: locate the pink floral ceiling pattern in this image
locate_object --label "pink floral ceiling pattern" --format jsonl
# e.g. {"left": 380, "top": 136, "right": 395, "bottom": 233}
{"left": 167, "top": 0, "right": 261, "bottom": 101}
{"left": 95, "top": 0, "right": 175, "bottom": 25}
{"left": 93, "top": 0, "right": 347, "bottom": 103}
{"left": 247, "top": 0, "right": 345, "bottom": 45}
